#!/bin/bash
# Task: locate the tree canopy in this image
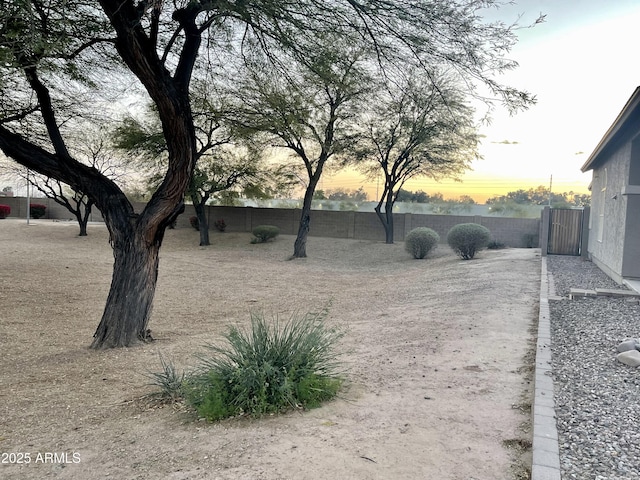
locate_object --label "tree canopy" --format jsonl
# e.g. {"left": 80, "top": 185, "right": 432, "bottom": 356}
{"left": 351, "top": 72, "right": 479, "bottom": 242}
{"left": 0, "top": 0, "right": 538, "bottom": 348}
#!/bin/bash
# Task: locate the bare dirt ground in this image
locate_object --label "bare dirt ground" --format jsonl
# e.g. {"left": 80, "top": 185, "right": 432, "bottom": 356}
{"left": 0, "top": 219, "right": 540, "bottom": 480}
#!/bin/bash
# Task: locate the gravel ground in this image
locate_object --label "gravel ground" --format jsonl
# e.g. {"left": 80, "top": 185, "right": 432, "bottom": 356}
{"left": 547, "top": 255, "right": 640, "bottom": 480}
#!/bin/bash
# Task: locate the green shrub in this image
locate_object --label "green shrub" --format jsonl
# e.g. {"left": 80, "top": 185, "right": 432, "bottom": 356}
{"left": 404, "top": 227, "right": 439, "bottom": 259}
{"left": 185, "top": 308, "right": 344, "bottom": 421}
{"left": 522, "top": 233, "right": 537, "bottom": 248}
{"left": 487, "top": 240, "right": 506, "bottom": 249}
{"left": 251, "top": 225, "right": 280, "bottom": 243}
{"left": 213, "top": 218, "right": 226, "bottom": 232}
{"left": 447, "top": 223, "right": 491, "bottom": 260}
{"left": 29, "top": 203, "right": 46, "bottom": 219}
{"left": 146, "top": 355, "right": 185, "bottom": 403}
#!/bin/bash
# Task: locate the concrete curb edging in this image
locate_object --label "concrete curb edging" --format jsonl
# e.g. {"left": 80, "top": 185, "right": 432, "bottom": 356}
{"left": 531, "top": 257, "right": 562, "bottom": 480}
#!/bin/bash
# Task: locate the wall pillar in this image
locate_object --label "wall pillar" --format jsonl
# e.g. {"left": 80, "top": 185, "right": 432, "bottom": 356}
{"left": 347, "top": 211, "right": 356, "bottom": 239}
{"left": 540, "top": 207, "right": 550, "bottom": 256}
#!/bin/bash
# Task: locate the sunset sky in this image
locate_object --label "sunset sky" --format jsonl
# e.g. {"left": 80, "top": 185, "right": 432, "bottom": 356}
{"left": 322, "top": 0, "right": 640, "bottom": 203}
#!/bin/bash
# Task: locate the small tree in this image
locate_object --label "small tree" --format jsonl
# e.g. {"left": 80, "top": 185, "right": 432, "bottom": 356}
{"left": 2, "top": 134, "right": 126, "bottom": 235}
{"left": 353, "top": 74, "right": 479, "bottom": 243}
{"left": 232, "top": 44, "right": 371, "bottom": 258}
{"left": 113, "top": 94, "right": 266, "bottom": 246}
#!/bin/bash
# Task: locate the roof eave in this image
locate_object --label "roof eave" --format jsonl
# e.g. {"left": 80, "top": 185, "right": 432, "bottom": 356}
{"left": 581, "top": 86, "right": 640, "bottom": 172}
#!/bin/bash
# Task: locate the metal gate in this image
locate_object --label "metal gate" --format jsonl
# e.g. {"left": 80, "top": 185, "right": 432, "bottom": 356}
{"left": 548, "top": 208, "right": 584, "bottom": 255}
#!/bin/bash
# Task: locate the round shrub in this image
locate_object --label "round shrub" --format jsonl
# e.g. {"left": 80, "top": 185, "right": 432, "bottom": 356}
{"left": 29, "top": 203, "right": 46, "bottom": 219}
{"left": 404, "top": 227, "right": 439, "bottom": 259}
{"left": 213, "top": 218, "right": 226, "bottom": 232}
{"left": 487, "top": 240, "right": 506, "bottom": 250}
{"left": 251, "top": 225, "right": 280, "bottom": 243}
{"left": 447, "top": 223, "right": 491, "bottom": 260}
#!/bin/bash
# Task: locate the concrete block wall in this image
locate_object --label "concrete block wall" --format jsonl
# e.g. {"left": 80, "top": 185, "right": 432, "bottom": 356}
{"left": 0, "top": 196, "right": 104, "bottom": 222}
{"left": 3, "top": 198, "right": 541, "bottom": 246}
{"left": 480, "top": 216, "right": 541, "bottom": 248}
{"left": 408, "top": 212, "right": 540, "bottom": 248}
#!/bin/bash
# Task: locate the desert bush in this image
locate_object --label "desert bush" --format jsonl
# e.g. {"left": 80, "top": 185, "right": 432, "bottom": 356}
{"left": 189, "top": 215, "right": 199, "bottom": 231}
{"left": 487, "top": 240, "right": 506, "bottom": 249}
{"left": 447, "top": 223, "right": 491, "bottom": 260}
{"left": 29, "top": 203, "right": 46, "bottom": 219}
{"left": 184, "top": 308, "right": 344, "bottom": 421}
{"left": 522, "top": 233, "right": 537, "bottom": 248}
{"left": 0, "top": 204, "right": 10, "bottom": 218}
{"left": 146, "top": 355, "right": 185, "bottom": 403}
{"left": 251, "top": 225, "right": 279, "bottom": 243}
{"left": 213, "top": 218, "right": 226, "bottom": 232}
{"left": 404, "top": 227, "right": 439, "bottom": 259}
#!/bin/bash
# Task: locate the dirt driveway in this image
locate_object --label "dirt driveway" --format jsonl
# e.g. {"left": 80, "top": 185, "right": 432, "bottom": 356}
{"left": 0, "top": 219, "right": 540, "bottom": 479}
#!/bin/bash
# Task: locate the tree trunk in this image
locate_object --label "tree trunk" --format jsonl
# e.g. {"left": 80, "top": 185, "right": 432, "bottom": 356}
{"left": 78, "top": 217, "right": 88, "bottom": 236}
{"left": 194, "top": 202, "right": 210, "bottom": 246}
{"left": 91, "top": 232, "right": 160, "bottom": 349}
{"left": 384, "top": 200, "right": 394, "bottom": 244}
{"left": 374, "top": 202, "right": 394, "bottom": 244}
{"left": 293, "top": 205, "right": 311, "bottom": 258}
{"left": 76, "top": 201, "right": 93, "bottom": 237}
{"left": 293, "top": 173, "right": 322, "bottom": 258}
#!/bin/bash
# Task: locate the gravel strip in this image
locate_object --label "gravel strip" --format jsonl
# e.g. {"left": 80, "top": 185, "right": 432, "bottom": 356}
{"left": 547, "top": 255, "right": 640, "bottom": 480}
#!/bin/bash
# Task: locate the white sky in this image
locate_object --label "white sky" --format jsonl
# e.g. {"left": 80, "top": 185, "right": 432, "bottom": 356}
{"left": 329, "top": 0, "right": 640, "bottom": 201}
{"left": 464, "top": 0, "right": 640, "bottom": 198}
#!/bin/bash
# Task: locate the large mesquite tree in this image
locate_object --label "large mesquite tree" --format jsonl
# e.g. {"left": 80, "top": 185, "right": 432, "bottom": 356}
{"left": 0, "top": 0, "right": 535, "bottom": 348}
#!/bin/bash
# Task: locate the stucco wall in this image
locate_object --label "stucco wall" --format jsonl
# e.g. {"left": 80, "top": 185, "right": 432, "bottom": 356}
{"left": 587, "top": 141, "right": 630, "bottom": 282}
{"left": 621, "top": 136, "right": 640, "bottom": 279}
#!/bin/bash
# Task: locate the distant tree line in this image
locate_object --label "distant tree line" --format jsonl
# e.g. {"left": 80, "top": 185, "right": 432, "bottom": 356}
{"left": 394, "top": 186, "right": 590, "bottom": 208}
{"left": 487, "top": 186, "right": 590, "bottom": 207}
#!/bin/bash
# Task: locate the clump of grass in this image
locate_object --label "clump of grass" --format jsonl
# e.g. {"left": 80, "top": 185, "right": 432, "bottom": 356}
{"left": 147, "top": 307, "right": 345, "bottom": 421}
{"left": 187, "top": 308, "right": 344, "bottom": 421}
{"left": 146, "top": 354, "right": 186, "bottom": 403}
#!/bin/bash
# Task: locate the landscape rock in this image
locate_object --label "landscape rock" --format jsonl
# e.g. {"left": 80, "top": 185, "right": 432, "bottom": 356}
{"left": 616, "top": 350, "right": 640, "bottom": 367}
{"left": 616, "top": 339, "right": 638, "bottom": 353}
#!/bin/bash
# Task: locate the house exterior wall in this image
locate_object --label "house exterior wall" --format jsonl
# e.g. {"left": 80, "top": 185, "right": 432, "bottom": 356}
{"left": 621, "top": 136, "right": 640, "bottom": 279}
{"left": 587, "top": 141, "right": 631, "bottom": 283}
{"left": 622, "top": 193, "right": 640, "bottom": 278}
